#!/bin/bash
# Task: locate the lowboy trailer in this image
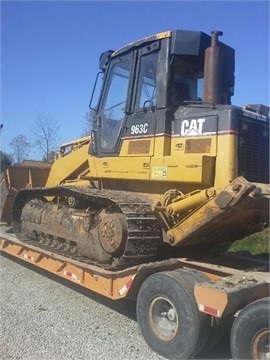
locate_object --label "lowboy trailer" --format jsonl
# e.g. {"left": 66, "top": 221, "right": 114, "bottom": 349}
{"left": 1, "top": 225, "right": 269, "bottom": 359}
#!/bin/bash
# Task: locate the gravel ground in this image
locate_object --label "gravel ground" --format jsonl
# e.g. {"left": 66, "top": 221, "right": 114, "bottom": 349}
{"left": 1, "top": 254, "right": 165, "bottom": 360}
{"left": 1, "top": 253, "right": 231, "bottom": 360}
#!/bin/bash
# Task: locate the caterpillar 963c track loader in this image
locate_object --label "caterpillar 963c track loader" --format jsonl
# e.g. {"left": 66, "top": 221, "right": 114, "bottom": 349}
{"left": 12, "top": 30, "right": 269, "bottom": 269}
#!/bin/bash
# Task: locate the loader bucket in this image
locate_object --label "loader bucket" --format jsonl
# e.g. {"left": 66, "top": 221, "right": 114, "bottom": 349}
{"left": 0, "top": 162, "right": 51, "bottom": 224}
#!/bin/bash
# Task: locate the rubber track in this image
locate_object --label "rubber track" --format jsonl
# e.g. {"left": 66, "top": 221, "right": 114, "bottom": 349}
{"left": 13, "top": 186, "right": 163, "bottom": 270}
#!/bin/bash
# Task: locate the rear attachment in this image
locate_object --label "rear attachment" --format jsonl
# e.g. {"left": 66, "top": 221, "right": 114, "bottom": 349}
{"left": 154, "top": 176, "right": 270, "bottom": 247}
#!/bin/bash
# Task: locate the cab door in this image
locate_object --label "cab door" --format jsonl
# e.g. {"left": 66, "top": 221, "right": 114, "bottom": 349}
{"left": 123, "top": 46, "right": 160, "bottom": 154}
{"left": 95, "top": 55, "right": 132, "bottom": 156}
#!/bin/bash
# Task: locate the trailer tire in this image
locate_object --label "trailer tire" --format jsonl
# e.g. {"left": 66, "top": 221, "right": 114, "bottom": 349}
{"left": 230, "top": 297, "right": 270, "bottom": 359}
{"left": 136, "top": 271, "right": 206, "bottom": 359}
{"left": 175, "top": 269, "right": 211, "bottom": 353}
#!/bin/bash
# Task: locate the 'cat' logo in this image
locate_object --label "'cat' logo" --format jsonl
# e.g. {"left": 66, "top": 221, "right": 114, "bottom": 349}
{"left": 181, "top": 118, "right": 206, "bottom": 136}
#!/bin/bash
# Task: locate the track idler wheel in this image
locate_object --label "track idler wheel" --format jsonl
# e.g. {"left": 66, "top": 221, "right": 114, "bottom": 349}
{"left": 98, "top": 213, "right": 127, "bottom": 256}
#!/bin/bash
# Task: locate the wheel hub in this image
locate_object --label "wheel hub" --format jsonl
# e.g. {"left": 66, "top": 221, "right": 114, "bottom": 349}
{"left": 252, "top": 328, "right": 270, "bottom": 360}
{"left": 148, "top": 296, "right": 179, "bottom": 341}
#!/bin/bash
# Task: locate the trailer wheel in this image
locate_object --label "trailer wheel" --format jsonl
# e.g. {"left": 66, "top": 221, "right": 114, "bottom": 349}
{"left": 230, "top": 297, "right": 270, "bottom": 359}
{"left": 136, "top": 271, "right": 206, "bottom": 359}
{"left": 175, "top": 269, "right": 211, "bottom": 352}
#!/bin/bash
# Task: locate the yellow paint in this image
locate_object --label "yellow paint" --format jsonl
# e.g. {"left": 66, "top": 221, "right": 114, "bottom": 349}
{"left": 45, "top": 132, "right": 237, "bottom": 195}
{"left": 151, "top": 154, "right": 215, "bottom": 186}
{"left": 93, "top": 156, "right": 151, "bottom": 180}
{"left": 46, "top": 141, "right": 90, "bottom": 186}
{"left": 155, "top": 31, "right": 172, "bottom": 39}
{"left": 214, "top": 134, "right": 238, "bottom": 187}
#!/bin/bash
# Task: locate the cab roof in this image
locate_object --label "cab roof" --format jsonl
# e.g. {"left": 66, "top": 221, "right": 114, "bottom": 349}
{"left": 112, "top": 29, "right": 234, "bottom": 58}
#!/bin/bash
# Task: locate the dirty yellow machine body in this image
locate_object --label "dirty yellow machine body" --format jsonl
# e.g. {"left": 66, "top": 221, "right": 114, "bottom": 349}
{"left": 11, "top": 30, "right": 269, "bottom": 269}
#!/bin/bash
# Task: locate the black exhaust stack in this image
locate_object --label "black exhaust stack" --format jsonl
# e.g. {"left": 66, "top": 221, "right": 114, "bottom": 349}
{"left": 203, "top": 31, "right": 223, "bottom": 105}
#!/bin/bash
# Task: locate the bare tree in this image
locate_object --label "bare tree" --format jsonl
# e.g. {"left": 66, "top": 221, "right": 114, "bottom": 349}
{"left": 9, "top": 134, "right": 30, "bottom": 165}
{"left": 32, "top": 114, "right": 60, "bottom": 162}
{"left": 81, "top": 110, "right": 95, "bottom": 137}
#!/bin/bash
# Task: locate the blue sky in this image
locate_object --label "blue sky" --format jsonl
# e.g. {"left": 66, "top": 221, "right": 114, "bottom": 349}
{"left": 1, "top": 0, "right": 269, "bottom": 159}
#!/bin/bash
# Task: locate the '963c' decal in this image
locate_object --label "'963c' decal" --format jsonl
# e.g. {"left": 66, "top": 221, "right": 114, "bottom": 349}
{"left": 130, "top": 123, "right": 149, "bottom": 135}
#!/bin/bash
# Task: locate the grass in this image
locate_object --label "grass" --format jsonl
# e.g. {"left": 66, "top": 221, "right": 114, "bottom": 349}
{"left": 229, "top": 227, "right": 269, "bottom": 255}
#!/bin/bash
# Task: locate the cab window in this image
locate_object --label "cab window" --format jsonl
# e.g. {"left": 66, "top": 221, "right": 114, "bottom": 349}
{"left": 170, "top": 55, "right": 203, "bottom": 107}
{"left": 135, "top": 52, "right": 158, "bottom": 111}
{"left": 100, "top": 60, "right": 130, "bottom": 150}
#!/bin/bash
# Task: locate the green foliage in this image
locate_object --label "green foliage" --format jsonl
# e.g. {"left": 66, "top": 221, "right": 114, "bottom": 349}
{"left": 229, "top": 228, "right": 269, "bottom": 255}
{"left": 0, "top": 151, "right": 13, "bottom": 172}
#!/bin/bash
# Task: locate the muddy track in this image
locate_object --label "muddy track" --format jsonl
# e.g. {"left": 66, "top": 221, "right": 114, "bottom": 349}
{"left": 12, "top": 186, "right": 163, "bottom": 270}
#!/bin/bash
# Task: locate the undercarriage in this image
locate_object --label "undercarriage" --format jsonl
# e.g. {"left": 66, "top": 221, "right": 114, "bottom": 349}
{"left": 12, "top": 187, "right": 162, "bottom": 269}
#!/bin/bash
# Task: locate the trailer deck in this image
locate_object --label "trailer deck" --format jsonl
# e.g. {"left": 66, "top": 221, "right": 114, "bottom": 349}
{"left": 1, "top": 224, "right": 268, "bottom": 305}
